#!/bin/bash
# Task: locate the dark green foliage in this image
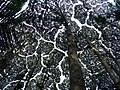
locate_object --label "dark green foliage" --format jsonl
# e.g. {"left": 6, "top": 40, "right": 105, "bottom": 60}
{"left": 115, "top": 0, "right": 120, "bottom": 8}
{"left": 0, "top": 0, "right": 120, "bottom": 90}
{"left": 0, "top": 0, "right": 26, "bottom": 23}
{"left": 114, "top": 10, "right": 120, "bottom": 21}
{"left": 94, "top": 15, "right": 106, "bottom": 24}
{"left": 0, "top": 0, "right": 27, "bottom": 52}
{"left": 0, "top": 0, "right": 28, "bottom": 71}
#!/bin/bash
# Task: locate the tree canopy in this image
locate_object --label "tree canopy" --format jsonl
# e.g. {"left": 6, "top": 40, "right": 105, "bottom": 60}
{"left": 0, "top": 0, "right": 120, "bottom": 90}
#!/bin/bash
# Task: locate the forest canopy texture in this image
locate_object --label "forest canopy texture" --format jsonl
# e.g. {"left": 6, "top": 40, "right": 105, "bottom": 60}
{"left": 0, "top": 0, "right": 120, "bottom": 90}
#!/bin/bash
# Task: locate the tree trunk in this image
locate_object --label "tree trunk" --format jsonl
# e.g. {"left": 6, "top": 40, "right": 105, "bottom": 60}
{"left": 63, "top": 19, "right": 86, "bottom": 90}
{"left": 91, "top": 48, "right": 120, "bottom": 89}
{"left": 55, "top": 3, "right": 86, "bottom": 89}
{"left": 86, "top": 39, "right": 120, "bottom": 89}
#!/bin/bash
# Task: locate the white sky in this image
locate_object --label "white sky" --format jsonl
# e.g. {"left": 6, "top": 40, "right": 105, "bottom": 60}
{"left": 108, "top": 0, "right": 116, "bottom": 5}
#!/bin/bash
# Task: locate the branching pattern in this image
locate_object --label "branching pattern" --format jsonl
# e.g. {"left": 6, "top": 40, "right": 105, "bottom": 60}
{"left": 0, "top": 0, "right": 120, "bottom": 90}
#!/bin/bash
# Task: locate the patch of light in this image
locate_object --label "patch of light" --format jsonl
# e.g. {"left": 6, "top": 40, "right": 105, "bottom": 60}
{"left": 107, "top": 0, "right": 116, "bottom": 5}
{"left": 15, "top": 0, "right": 30, "bottom": 18}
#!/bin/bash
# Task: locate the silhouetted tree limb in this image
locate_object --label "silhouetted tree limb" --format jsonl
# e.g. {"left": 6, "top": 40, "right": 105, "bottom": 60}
{"left": 85, "top": 37, "right": 120, "bottom": 90}
{"left": 55, "top": 3, "right": 86, "bottom": 90}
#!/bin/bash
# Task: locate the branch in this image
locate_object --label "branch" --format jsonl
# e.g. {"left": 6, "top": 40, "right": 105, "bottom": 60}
{"left": 85, "top": 37, "right": 120, "bottom": 89}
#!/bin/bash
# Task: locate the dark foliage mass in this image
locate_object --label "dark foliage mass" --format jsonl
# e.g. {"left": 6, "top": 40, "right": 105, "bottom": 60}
{"left": 0, "top": 0, "right": 120, "bottom": 90}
